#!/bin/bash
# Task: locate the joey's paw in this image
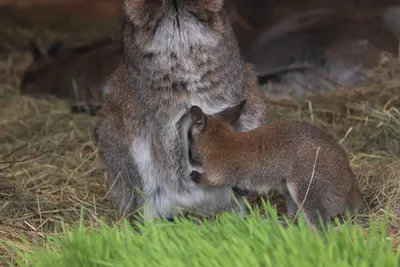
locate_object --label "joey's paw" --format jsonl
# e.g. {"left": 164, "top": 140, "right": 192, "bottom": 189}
{"left": 190, "top": 171, "right": 202, "bottom": 184}
{"left": 232, "top": 187, "right": 249, "bottom": 196}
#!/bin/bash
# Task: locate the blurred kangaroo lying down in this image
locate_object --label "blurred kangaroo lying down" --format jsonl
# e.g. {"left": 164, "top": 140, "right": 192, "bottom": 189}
{"left": 247, "top": 8, "right": 400, "bottom": 98}
{"left": 20, "top": 6, "right": 400, "bottom": 112}
{"left": 20, "top": 39, "right": 122, "bottom": 115}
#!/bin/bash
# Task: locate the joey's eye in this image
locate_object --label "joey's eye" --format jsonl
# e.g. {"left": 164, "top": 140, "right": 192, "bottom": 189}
{"left": 194, "top": 121, "right": 202, "bottom": 125}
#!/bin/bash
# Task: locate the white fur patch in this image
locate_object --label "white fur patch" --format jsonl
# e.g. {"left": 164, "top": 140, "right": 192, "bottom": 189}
{"left": 143, "top": 9, "right": 221, "bottom": 93}
{"left": 149, "top": 10, "right": 218, "bottom": 54}
{"left": 131, "top": 122, "right": 238, "bottom": 218}
{"left": 131, "top": 138, "right": 159, "bottom": 194}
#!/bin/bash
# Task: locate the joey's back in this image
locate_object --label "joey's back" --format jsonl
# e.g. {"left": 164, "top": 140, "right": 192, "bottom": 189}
{"left": 188, "top": 104, "right": 364, "bottom": 226}
{"left": 198, "top": 120, "right": 343, "bottom": 160}
{"left": 196, "top": 120, "right": 353, "bottom": 188}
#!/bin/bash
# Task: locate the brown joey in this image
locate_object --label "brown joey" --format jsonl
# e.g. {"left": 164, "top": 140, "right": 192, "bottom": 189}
{"left": 184, "top": 101, "right": 365, "bottom": 229}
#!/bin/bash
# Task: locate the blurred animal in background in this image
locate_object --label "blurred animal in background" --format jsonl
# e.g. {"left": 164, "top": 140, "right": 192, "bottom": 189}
{"left": 19, "top": 2, "right": 400, "bottom": 112}
{"left": 383, "top": 5, "right": 400, "bottom": 34}
{"left": 18, "top": 0, "right": 277, "bottom": 116}
{"left": 244, "top": 8, "right": 400, "bottom": 99}
{"left": 20, "top": 38, "right": 122, "bottom": 115}
{"left": 226, "top": 0, "right": 276, "bottom": 52}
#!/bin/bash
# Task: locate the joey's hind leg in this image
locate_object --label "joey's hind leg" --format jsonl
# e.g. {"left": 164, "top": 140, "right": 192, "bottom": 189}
{"left": 287, "top": 184, "right": 330, "bottom": 230}
{"left": 283, "top": 186, "right": 298, "bottom": 219}
{"left": 302, "top": 205, "right": 330, "bottom": 231}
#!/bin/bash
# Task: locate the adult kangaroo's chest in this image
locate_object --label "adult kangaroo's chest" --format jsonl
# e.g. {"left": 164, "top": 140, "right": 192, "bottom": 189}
{"left": 143, "top": 12, "right": 238, "bottom": 95}
{"left": 147, "top": 47, "right": 230, "bottom": 96}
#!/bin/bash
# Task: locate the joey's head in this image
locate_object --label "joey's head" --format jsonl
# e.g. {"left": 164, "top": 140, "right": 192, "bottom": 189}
{"left": 21, "top": 41, "right": 66, "bottom": 95}
{"left": 122, "top": 0, "right": 231, "bottom": 50}
{"left": 187, "top": 100, "right": 246, "bottom": 166}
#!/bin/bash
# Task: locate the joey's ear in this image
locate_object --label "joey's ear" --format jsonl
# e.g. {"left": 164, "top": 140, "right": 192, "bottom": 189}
{"left": 28, "top": 41, "right": 42, "bottom": 62}
{"left": 47, "top": 42, "right": 65, "bottom": 58}
{"left": 190, "top": 106, "right": 207, "bottom": 131}
{"left": 216, "top": 100, "right": 246, "bottom": 126}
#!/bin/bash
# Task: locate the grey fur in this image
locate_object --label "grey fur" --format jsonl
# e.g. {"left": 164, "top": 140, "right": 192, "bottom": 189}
{"left": 95, "top": 0, "right": 268, "bottom": 220}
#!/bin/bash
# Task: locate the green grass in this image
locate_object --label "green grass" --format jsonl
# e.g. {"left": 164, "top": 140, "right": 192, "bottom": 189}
{"left": 4, "top": 204, "right": 400, "bottom": 267}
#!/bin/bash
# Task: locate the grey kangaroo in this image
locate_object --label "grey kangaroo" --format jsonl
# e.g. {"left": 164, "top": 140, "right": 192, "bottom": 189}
{"left": 94, "top": 0, "right": 268, "bottom": 220}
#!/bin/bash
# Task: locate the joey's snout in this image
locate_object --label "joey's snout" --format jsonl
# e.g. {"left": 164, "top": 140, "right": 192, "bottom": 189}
{"left": 190, "top": 171, "right": 202, "bottom": 184}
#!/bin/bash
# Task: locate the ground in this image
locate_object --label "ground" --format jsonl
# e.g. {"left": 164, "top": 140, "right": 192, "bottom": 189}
{"left": 0, "top": 3, "right": 399, "bottom": 265}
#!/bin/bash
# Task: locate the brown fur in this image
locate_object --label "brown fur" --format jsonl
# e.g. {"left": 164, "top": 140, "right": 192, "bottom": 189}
{"left": 186, "top": 102, "right": 365, "bottom": 229}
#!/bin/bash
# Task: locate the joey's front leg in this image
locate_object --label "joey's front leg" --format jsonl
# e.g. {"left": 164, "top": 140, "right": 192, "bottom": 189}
{"left": 190, "top": 171, "right": 248, "bottom": 196}
{"left": 190, "top": 171, "right": 228, "bottom": 188}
